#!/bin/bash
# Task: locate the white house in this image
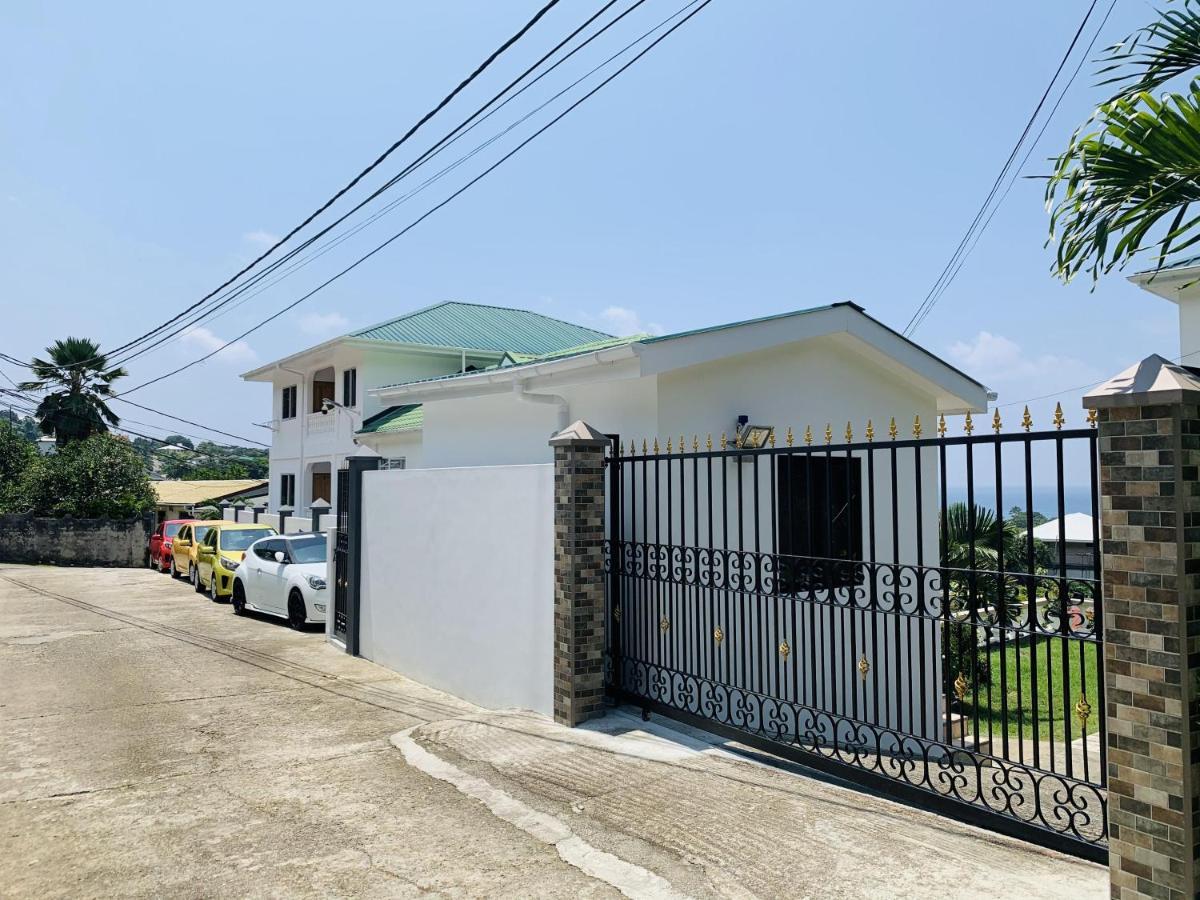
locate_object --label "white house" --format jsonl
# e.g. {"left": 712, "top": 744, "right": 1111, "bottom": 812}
{"left": 1130, "top": 256, "right": 1200, "bottom": 361}
{"left": 240, "top": 301, "right": 612, "bottom": 513}
{"left": 1031, "top": 512, "right": 1096, "bottom": 580}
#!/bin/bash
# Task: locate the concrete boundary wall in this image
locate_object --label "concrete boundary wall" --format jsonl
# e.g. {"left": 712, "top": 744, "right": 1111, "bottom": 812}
{"left": 0, "top": 513, "right": 154, "bottom": 567}
{"left": 358, "top": 464, "right": 554, "bottom": 715}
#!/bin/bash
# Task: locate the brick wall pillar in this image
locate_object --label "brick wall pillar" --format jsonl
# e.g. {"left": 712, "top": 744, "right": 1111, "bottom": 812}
{"left": 549, "top": 420, "right": 611, "bottom": 727}
{"left": 1087, "top": 355, "right": 1200, "bottom": 899}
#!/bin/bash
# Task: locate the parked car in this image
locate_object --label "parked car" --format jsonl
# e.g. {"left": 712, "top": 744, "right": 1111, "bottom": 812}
{"left": 148, "top": 519, "right": 196, "bottom": 573}
{"left": 194, "top": 522, "right": 277, "bottom": 601}
{"left": 231, "top": 533, "right": 328, "bottom": 629}
{"left": 170, "top": 522, "right": 215, "bottom": 584}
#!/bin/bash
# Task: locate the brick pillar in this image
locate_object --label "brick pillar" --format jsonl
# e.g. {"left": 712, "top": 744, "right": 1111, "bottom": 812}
{"left": 549, "top": 420, "right": 611, "bottom": 727}
{"left": 1087, "top": 355, "right": 1200, "bottom": 900}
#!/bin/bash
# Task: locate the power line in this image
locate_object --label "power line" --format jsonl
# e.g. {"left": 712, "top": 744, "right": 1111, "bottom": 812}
{"left": 120, "top": 0, "right": 715, "bottom": 395}
{"left": 902, "top": 0, "right": 1104, "bottom": 337}
{"left": 103, "top": 1, "right": 646, "bottom": 372}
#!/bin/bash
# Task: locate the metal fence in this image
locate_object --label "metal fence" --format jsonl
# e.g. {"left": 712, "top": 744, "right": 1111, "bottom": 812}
{"left": 603, "top": 407, "right": 1105, "bottom": 860}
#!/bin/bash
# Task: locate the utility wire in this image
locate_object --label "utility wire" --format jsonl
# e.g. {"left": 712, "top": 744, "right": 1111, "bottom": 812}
{"left": 120, "top": 0, "right": 715, "bottom": 396}
{"left": 104, "top": 1, "right": 646, "bottom": 372}
{"left": 902, "top": 0, "right": 1102, "bottom": 337}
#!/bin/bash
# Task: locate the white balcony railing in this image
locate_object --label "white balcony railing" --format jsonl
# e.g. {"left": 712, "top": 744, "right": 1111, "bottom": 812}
{"left": 306, "top": 412, "right": 335, "bottom": 436}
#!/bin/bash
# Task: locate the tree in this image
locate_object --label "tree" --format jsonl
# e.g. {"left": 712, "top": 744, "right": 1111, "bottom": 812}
{"left": 6, "top": 434, "right": 155, "bottom": 518}
{"left": 18, "top": 337, "right": 127, "bottom": 445}
{"left": 162, "top": 435, "right": 194, "bottom": 450}
{"left": 0, "top": 421, "right": 35, "bottom": 508}
{"left": 1047, "top": 2, "right": 1200, "bottom": 284}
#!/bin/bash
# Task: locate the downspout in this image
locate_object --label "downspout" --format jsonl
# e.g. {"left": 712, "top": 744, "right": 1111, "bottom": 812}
{"left": 280, "top": 364, "right": 307, "bottom": 511}
{"left": 512, "top": 380, "right": 569, "bottom": 431}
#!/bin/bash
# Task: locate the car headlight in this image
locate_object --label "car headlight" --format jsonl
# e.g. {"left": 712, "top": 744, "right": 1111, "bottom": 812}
{"left": 306, "top": 575, "right": 326, "bottom": 590}
{"left": 220, "top": 556, "right": 240, "bottom": 571}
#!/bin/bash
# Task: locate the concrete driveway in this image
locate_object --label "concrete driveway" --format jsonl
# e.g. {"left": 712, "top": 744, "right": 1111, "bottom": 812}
{"left": 0, "top": 564, "right": 1107, "bottom": 898}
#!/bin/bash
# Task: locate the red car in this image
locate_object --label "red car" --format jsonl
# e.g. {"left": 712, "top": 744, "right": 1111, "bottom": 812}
{"left": 148, "top": 519, "right": 197, "bottom": 573}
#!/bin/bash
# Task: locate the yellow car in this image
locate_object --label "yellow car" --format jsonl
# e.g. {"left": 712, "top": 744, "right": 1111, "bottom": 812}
{"left": 195, "top": 522, "right": 277, "bottom": 601}
{"left": 171, "top": 521, "right": 216, "bottom": 586}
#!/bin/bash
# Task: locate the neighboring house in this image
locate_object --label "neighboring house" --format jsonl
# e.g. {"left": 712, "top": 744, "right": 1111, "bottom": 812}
{"left": 240, "top": 301, "right": 611, "bottom": 513}
{"left": 1031, "top": 512, "right": 1096, "bottom": 580}
{"left": 1130, "top": 257, "right": 1200, "bottom": 360}
{"left": 370, "top": 302, "right": 992, "bottom": 468}
{"left": 153, "top": 479, "right": 268, "bottom": 521}
{"left": 35, "top": 436, "right": 56, "bottom": 456}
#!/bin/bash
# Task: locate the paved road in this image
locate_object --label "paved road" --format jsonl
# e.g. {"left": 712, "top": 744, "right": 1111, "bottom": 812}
{"left": 0, "top": 564, "right": 617, "bottom": 898}
{"left": 0, "top": 564, "right": 1106, "bottom": 899}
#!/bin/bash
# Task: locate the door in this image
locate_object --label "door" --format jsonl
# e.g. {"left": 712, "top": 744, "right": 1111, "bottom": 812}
{"left": 198, "top": 530, "right": 219, "bottom": 586}
{"left": 173, "top": 525, "right": 191, "bottom": 571}
{"left": 255, "top": 539, "right": 289, "bottom": 612}
{"left": 312, "top": 472, "right": 331, "bottom": 507}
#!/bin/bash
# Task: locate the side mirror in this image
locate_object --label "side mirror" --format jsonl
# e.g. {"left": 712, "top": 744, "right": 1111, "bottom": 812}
{"left": 274, "top": 550, "right": 287, "bottom": 564}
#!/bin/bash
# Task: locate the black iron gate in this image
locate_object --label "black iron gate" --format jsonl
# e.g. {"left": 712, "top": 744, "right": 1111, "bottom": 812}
{"left": 603, "top": 411, "right": 1106, "bottom": 861}
{"left": 333, "top": 467, "right": 350, "bottom": 642}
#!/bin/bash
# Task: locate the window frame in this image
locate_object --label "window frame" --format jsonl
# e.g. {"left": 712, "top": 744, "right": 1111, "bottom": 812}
{"left": 281, "top": 385, "right": 297, "bottom": 420}
{"left": 279, "top": 473, "right": 296, "bottom": 509}
{"left": 342, "top": 368, "right": 357, "bottom": 408}
{"left": 776, "top": 454, "right": 864, "bottom": 592}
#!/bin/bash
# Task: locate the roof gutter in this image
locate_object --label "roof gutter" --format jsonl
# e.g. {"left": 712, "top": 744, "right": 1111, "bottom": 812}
{"left": 512, "top": 380, "right": 569, "bottom": 431}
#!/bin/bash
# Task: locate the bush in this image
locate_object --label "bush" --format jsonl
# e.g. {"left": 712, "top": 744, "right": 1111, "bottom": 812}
{"left": 0, "top": 422, "right": 35, "bottom": 508}
{"left": 6, "top": 434, "right": 155, "bottom": 519}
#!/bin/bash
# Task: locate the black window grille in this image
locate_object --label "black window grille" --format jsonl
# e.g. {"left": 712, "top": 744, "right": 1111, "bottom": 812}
{"left": 777, "top": 454, "right": 863, "bottom": 591}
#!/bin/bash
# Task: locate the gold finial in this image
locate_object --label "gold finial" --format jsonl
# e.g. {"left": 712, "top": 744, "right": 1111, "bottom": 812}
{"left": 1021, "top": 405, "right": 1033, "bottom": 432}
{"left": 786, "top": 426, "right": 794, "bottom": 447}
{"left": 692, "top": 434, "right": 699, "bottom": 452}
{"left": 992, "top": 408, "right": 1002, "bottom": 434}
{"left": 666, "top": 436, "right": 672, "bottom": 453}
{"left": 1075, "top": 693, "right": 1092, "bottom": 727}
{"left": 768, "top": 429, "right": 775, "bottom": 448}
{"left": 713, "top": 626, "right": 724, "bottom": 644}
{"left": 964, "top": 411, "right": 974, "bottom": 435}
{"left": 679, "top": 435, "right": 685, "bottom": 454}
{"left": 641, "top": 439, "right": 647, "bottom": 454}
{"left": 938, "top": 413, "right": 947, "bottom": 437}
{"left": 1053, "top": 402, "right": 1065, "bottom": 430}
{"left": 866, "top": 419, "right": 875, "bottom": 442}
{"left": 845, "top": 421, "right": 853, "bottom": 443}
{"left": 888, "top": 416, "right": 898, "bottom": 440}
{"left": 953, "top": 672, "right": 969, "bottom": 701}
{"left": 913, "top": 414, "right": 922, "bottom": 439}
{"left": 653, "top": 437, "right": 660, "bottom": 454}
{"left": 823, "top": 423, "right": 832, "bottom": 445}
{"left": 720, "top": 431, "right": 727, "bottom": 450}
{"left": 706, "top": 433, "right": 713, "bottom": 451}
{"left": 858, "top": 654, "right": 870, "bottom": 682}
{"left": 1087, "top": 407, "right": 1098, "bottom": 428}
{"left": 804, "top": 425, "right": 813, "bottom": 446}
{"left": 735, "top": 430, "right": 744, "bottom": 449}
{"left": 659, "top": 616, "right": 670, "bottom": 633}
{"left": 778, "top": 640, "right": 790, "bottom": 660}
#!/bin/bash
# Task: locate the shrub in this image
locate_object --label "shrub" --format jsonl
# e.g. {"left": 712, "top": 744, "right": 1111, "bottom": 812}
{"left": 8, "top": 434, "right": 155, "bottom": 519}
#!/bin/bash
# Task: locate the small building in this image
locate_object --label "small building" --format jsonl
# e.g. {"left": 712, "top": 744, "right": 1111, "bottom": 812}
{"left": 152, "top": 479, "right": 268, "bottom": 522}
{"left": 1031, "top": 512, "right": 1096, "bottom": 580}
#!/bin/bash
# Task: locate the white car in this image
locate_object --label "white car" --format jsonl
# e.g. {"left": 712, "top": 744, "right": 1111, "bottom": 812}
{"left": 231, "top": 533, "right": 328, "bottom": 629}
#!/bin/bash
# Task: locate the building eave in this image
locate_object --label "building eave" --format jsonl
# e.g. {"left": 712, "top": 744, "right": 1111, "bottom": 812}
{"left": 240, "top": 336, "right": 506, "bottom": 382}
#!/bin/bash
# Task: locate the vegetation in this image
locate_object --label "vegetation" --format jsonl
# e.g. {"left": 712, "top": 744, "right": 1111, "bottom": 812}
{"left": 1047, "top": 1, "right": 1200, "bottom": 284}
{"left": 1, "top": 433, "right": 155, "bottom": 518}
{"left": 1, "top": 410, "right": 39, "bottom": 442}
{"left": 959, "top": 636, "right": 1099, "bottom": 743}
{"left": 0, "top": 421, "right": 36, "bottom": 508}
{"left": 130, "top": 436, "right": 267, "bottom": 479}
{"left": 18, "top": 337, "right": 127, "bottom": 445}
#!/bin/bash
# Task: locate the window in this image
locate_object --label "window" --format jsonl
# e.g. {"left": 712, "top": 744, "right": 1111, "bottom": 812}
{"left": 288, "top": 535, "right": 327, "bottom": 564}
{"left": 777, "top": 455, "right": 863, "bottom": 591}
{"left": 255, "top": 538, "right": 285, "bottom": 561}
{"left": 178, "top": 525, "right": 190, "bottom": 541}
{"left": 342, "top": 368, "right": 357, "bottom": 407}
{"left": 280, "top": 473, "right": 296, "bottom": 508}
{"left": 379, "top": 457, "right": 406, "bottom": 471}
{"left": 193, "top": 525, "right": 212, "bottom": 543}
{"left": 281, "top": 385, "right": 298, "bottom": 419}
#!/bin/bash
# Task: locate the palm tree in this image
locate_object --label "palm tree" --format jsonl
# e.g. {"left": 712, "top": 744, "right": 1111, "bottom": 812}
{"left": 18, "top": 338, "right": 126, "bottom": 445}
{"left": 1047, "top": 2, "right": 1200, "bottom": 284}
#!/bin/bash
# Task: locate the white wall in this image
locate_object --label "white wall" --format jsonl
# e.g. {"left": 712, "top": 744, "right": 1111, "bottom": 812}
{"left": 358, "top": 464, "right": 554, "bottom": 714}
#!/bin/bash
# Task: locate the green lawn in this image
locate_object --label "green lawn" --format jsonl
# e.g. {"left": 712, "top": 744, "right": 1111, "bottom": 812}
{"left": 958, "top": 636, "right": 1099, "bottom": 742}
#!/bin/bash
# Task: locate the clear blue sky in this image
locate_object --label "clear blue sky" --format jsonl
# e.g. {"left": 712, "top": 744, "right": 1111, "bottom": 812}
{"left": 0, "top": 1, "right": 1170, "bottom": 446}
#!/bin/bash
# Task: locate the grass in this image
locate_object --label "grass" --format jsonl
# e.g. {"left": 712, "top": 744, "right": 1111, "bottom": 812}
{"left": 958, "top": 636, "right": 1099, "bottom": 743}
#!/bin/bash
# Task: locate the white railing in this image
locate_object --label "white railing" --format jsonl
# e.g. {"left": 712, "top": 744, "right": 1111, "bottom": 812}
{"left": 306, "top": 412, "right": 335, "bottom": 435}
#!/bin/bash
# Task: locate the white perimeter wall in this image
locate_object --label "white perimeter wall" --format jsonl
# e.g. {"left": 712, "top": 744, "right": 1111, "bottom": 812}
{"left": 358, "top": 464, "right": 554, "bottom": 715}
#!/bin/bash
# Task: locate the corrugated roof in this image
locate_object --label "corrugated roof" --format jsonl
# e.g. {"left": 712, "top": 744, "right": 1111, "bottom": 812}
{"left": 357, "top": 404, "right": 424, "bottom": 435}
{"left": 153, "top": 479, "right": 267, "bottom": 506}
{"left": 352, "top": 301, "right": 612, "bottom": 354}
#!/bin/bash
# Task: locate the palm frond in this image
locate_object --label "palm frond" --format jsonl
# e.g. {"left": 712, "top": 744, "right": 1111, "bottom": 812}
{"left": 1099, "top": 0, "right": 1200, "bottom": 100}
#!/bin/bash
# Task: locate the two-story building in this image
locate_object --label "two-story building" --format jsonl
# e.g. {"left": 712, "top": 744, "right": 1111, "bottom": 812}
{"left": 240, "top": 301, "right": 611, "bottom": 513}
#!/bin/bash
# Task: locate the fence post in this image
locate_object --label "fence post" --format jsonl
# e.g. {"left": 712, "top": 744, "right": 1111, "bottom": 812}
{"left": 1087, "top": 354, "right": 1200, "bottom": 899}
{"left": 345, "top": 456, "right": 380, "bottom": 656}
{"left": 549, "top": 420, "right": 611, "bottom": 727}
{"left": 277, "top": 505, "right": 293, "bottom": 535}
{"left": 310, "top": 500, "right": 330, "bottom": 534}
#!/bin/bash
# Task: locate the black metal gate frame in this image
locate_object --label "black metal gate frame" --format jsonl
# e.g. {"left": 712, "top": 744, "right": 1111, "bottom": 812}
{"left": 603, "top": 421, "right": 1106, "bottom": 863}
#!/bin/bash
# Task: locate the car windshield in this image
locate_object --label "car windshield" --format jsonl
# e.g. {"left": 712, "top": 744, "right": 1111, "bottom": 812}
{"left": 220, "top": 528, "right": 275, "bottom": 551}
{"left": 164, "top": 523, "right": 186, "bottom": 538}
{"left": 193, "top": 525, "right": 212, "bottom": 542}
{"left": 288, "top": 536, "right": 326, "bottom": 564}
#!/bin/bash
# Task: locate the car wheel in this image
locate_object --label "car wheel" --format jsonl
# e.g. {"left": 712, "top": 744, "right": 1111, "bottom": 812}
{"left": 169, "top": 557, "right": 179, "bottom": 579}
{"left": 231, "top": 581, "right": 247, "bottom": 616}
{"left": 209, "top": 574, "right": 220, "bottom": 602}
{"left": 189, "top": 565, "right": 197, "bottom": 587}
{"left": 194, "top": 569, "right": 205, "bottom": 594}
{"left": 288, "top": 591, "right": 307, "bottom": 630}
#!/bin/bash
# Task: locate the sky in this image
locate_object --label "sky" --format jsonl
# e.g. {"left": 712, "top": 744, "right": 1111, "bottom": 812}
{"left": 0, "top": 0, "right": 1174, "bottom": 450}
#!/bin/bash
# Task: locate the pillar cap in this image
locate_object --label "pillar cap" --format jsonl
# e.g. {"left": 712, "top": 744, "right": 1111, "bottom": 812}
{"left": 1083, "top": 353, "right": 1200, "bottom": 409}
{"left": 549, "top": 420, "right": 610, "bottom": 447}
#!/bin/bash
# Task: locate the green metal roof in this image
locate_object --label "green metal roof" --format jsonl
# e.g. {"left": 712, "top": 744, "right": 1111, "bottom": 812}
{"left": 351, "top": 301, "right": 612, "bottom": 354}
{"left": 357, "top": 404, "right": 423, "bottom": 435}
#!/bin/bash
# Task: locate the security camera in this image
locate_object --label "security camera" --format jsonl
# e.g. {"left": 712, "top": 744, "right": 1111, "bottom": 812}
{"left": 320, "top": 398, "right": 335, "bottom": 415}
